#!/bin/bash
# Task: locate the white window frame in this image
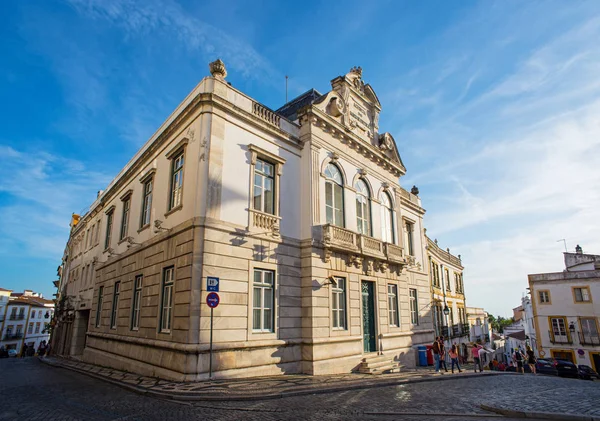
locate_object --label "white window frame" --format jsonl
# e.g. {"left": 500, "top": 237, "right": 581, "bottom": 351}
{"left": 131, "top": 275, "right": 143, "bottom": 331}
{"left": 95, "top": 286, "right": 104, "bottom": 327}
{"left": 110, "top": 281, "right": 120, "bottom": 329}
{"left": 332, "top": 277, "right": 347, "bottom": 330}
{"left": 160, "top": 267, "right": 175, "bottom": 333}
{"left": 140, "top": 177, "right": 153, "bottom": 228}
{"left": 119, "top": 193, "right": 131, "bottom": 241}
{"left": 324, "top": 163, "right": 345, "bottom": 227}
{"left": 380, "top": 191, "right": 395, "bottom": 244}
{"left": 388, "top": 284, "right": 399, "bottom": 327}
{"left": 409, "top": 288, "right": 419, "bottom": 325}
{"left": 355, "top": 178, "right": 371, "bottom": 236}
{"left": 252, "top": 269, "right": 275, "bottom": 333}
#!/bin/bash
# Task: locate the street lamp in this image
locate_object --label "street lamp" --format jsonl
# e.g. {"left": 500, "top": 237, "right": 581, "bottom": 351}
{"left": 443, "top": 305, "right": 450, "bottom": 316}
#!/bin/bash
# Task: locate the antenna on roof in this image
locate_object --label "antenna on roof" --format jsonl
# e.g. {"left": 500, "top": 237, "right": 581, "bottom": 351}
{"left": 556, "top": 239, "right": 567, "bottom": 252}
{"left": 285, "top": 75, "right": 288, "bottom": 103}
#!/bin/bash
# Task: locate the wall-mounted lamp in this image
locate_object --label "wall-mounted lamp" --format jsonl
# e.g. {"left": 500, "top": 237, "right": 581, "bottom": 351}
{"left": 443, "top": 305, "right": 450, "bottom": 316}
{"left": 322, "top": 276, "right": 338, "bottom": 287}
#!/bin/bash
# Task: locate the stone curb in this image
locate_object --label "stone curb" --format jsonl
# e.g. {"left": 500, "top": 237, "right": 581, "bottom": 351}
{"left": 40, "top": 357, "right": 503, "bottom": 402}
{"left": 480, "top": 404, "right": 600, "bottom": 421}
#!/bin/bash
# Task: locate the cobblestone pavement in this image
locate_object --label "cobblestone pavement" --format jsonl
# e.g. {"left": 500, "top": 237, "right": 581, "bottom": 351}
{"left": 1, "top": 358, "right": 599, "bottom": 421}
{"left": 41, "top": 356, "right": 498, "bottom": 400}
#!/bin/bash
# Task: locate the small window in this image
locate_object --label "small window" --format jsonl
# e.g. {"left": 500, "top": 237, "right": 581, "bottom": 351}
{"left": 141, "top": 179, "right": 153, "bottom": 227}
{"left": 445, "top": 269, "right": 450, "bottom": 291}
{"left": 160, "top": 267, "right": 175, "bottom": 332}
{"left": 169, "top": 152, "right": 185, "bottom": 211}
{"left": 388, "top": 284, "right": 399, "bottom": 327}
{"left": 31, "top": 310, "right": 36, "bottom": 318}
{"left": 252, "top": 269, "right": 275, "bottom": 332}
{"left": 405, "top": 221, "right": 414, "bottom": 256}
{"left": 324, "top": 163, "right": 344, "bottom": 227}
{"left": 35, "top": 322, "right": 40, "bottom": 334}
{"left": 409, "top": 288, "right": 419, "bottom": 325}
{"left": 253, "top": 159, "right": 275, "bottom": 215}
{"left": 28, "top": 323, "right": 33, "bottom": 334}
{"left": 131, "top": 275, "right": 143, "bottom": 330}
{"left": 95, "top": 286, "right": 104, "bottom": 327}
{"left": 539, "top": 290, "right": 550, "bottom": 304}
{"left": 332, "top": 277, "right": 347, "bottom": 330}
{"left": 574, "top": 287, "right": 591, "bottom": 303}
{"left": 110, "top": 281, "right": 120, "bottom": 329}
{"left": 104, "top": 210, "right": 114, "bottom": 249}
{"left": 120, "top": 197, "right": 131, "bottom": 240}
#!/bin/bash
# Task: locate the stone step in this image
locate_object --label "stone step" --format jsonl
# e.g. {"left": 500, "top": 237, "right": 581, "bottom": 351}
{"left": 359, "top": 362, "right": 400, "bottom": 374}
{"left": 361, "top": 354, "right": 390, "bottom": 364}
{"left": 360, "top": 359, "right": 398, "bottom": 370}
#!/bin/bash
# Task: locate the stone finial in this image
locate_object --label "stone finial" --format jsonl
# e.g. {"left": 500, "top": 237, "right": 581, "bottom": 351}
{"left": 575, "top": 244, "right": 583, "bottom": 254}
{"left": 209, "top": 59, "right": 227, "bottom": 79}
{"left": 350, "top": 66, "right": 363, "bottom": 78}
{"left": 411, "top": 185, "right": 419, "bottom": 196}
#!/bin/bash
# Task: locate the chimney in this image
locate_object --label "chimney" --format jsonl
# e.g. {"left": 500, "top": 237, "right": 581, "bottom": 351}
{"left": 575, "top": 244, "right": 583, "bottom": 254}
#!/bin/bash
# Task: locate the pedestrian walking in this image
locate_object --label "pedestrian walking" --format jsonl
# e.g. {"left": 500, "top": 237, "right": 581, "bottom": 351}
{"left": 512, "top": 348, "right": 525, "bottom": 374}
{"left": 471, "top": 343, "right": 482, "bottom": 372}
{"left": 449, "top": 344, "right": 462, "bottom": 373}
{"left": 38, "top": 341, "right": 47, "bottom": 357}
{"left": 432, "top": 337, "right": 441, "bottom": 373}
{"left": 525, "top": 345, "right": 537, "bottom": 375}
{"left": 438, "top": 337, "right": 448, "bottom": 372}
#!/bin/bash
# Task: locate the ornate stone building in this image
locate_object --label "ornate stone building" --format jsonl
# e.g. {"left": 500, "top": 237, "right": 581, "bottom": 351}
{"left": 54, "top": 61, "right": 435, "bottom": 380}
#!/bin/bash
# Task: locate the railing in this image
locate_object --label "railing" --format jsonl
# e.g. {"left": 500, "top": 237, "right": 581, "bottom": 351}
{"left": 249, "top": 209, "right": 281, "bottom": 235}
{"left": 549, "top": 331, "right": 572, "bottom": 344}
{"left": 322, "top": 225, "right": 408, "bottom": 265}
{"left": 3, "top": 333, "right": 23, "bottom": 340}
{"left": 253, "top": 102, "right": 281, "bottom": 128}
{"left": 9, "top": 315, "right": 25, "bottom": 320}
{"left": 579, "top": 332, "right": 600, "bottom": 346}
{"left": 441, "top": 326, "right": 449, "bottom": 338}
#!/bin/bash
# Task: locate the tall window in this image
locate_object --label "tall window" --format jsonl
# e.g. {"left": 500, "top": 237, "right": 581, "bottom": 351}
{"left": 35, "top": 322, "right": 40, "bottom": 333}
{"left": 169, "top": 152, "right": 185, "bottom": 210}
{"left": 580, "top": 317, "right": 599, "bottom": 341}
{"left": 324, "top": 163, "right": 344, "bottom": 226}
{"left": 380, "top": 192, "right": 395, "bottom": 243}
{"left": 253, "top": 159, "right": 275, "bottom": 214}
{"left": 573, "top": 287, "right": 591, "bottom": 302}
{"left": 104, "top": 210, "right": 114, "bottom": 249}
{"left": 354, "top": 179, "right": 371, "bottom": 235}
{"left": 160, "top": 267, "right": 175, "bottom": 332}
{"left": 445, "top": 269, "right": 451, "bottom": 291}
{"left": 252, "top": 269, "right": 275, "bottom": 332}
{"left": 140, "top": 179, "right": 153, "bottom": 227}
{"left": 550, "top": 317, "right": 568, "bottom": 342}
{"left": 332, "top": 277, "right": 347, "bottom": 329}
{"left": 95, "top": 286, "right": 104, "bottom": 327}
{"left": 120, "top": 197, "right": 131, "bottom": 240}
{"left": 539, "top": 290, "right": 550, "bottom": 304}
{"left": 409, "top": 288, "right": 418, "bottom": 325}
{"left": 31, "top": 310, "right": 36, "bottom": 318}
{"left": 405, "top": 221, "right": 414, "bottom": 255}
{"left": 28, "top": 323, "right": 33, "bottom": 334}
{"left": 131, "top": 275, "right": 143, "bottom": 330}
{"left": 388, "top": 284, "right": 399, "bottom": 327}
{"left": 110, "top": 281, "right": 120, "bottom": 329}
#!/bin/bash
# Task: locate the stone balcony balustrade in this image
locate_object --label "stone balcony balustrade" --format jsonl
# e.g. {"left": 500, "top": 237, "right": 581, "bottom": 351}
{"left": 249, "top": 209, "right": 281, "bottom": 237}
{"left": 321, "top": 224, "right": 408, "bottom": 268}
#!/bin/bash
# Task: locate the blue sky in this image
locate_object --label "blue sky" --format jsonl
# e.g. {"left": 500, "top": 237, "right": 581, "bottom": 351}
{"left": 2, "top": 0, "right": 600, "bottom": 317}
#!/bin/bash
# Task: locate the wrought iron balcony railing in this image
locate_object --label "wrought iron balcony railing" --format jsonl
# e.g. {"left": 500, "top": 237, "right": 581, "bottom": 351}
{"left": 549, "top": 330, "right": 572, "bottom": 344}
{"left": 579, "top": 332, "right": 600, "bottom": 346}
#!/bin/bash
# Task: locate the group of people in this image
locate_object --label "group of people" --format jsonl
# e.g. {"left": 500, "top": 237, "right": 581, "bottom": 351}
{"left": 0, "top": 341, "right": 48, "bottom": 358}
{"left": 432, "top": 336, "right": 463, "bottom": 374}
{"left": 432, "top": 336, "right": 539, "bottom": 375}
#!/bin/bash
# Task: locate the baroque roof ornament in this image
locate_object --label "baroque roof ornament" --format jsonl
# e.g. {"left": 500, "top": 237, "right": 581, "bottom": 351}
{"left": 209, "top": 59, "right": 227, "bottom": 80}
{"left": 350, "top": 66, "right": 363, "bottom": 79}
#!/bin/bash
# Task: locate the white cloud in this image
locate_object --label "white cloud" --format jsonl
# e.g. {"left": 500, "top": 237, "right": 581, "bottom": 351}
{"left": 0, "top": 146, "right": 110, "bottom": 259}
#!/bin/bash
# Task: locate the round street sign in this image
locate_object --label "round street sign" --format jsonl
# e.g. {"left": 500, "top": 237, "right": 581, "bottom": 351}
{"left": 206, "top": 292, "right": 220, "bottom": 308}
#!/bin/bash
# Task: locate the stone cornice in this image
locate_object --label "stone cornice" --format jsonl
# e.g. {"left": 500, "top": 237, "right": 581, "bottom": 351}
{"left": 426, "top": 236, "right": 463, "bottom": 269}
{"left": 299, "top": 108, "right": 405, "bottom": 178}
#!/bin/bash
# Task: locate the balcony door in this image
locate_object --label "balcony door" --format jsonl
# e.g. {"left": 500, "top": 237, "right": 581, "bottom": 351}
{"left": 551, "top": 317, "right": 569, "bottom": 343}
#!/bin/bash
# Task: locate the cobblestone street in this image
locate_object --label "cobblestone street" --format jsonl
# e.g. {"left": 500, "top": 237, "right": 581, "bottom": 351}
{"left": 1, "top": 358, "right": 599, "bottom": 420}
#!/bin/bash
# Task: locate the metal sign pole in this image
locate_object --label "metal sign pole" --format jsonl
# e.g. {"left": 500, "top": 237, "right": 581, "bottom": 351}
{"left": 209, "top": 306, "right": 214, "bottom": 380}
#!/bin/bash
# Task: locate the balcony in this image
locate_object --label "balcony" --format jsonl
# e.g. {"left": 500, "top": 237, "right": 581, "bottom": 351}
{"left": 3, "top": 333, "right": 23, "bottom": 340}
{"left": 249, "top": 209, "right": 281, "bottom": 237}
{"left": 579, "top": 332, "right": 600, "bottom": 346}
{"left": 9, "top": 315, "right": 25, "bottom": 321}
{"left": 549, "top": 331, "right": 572, "bottom": 345}
{"left": 321, "top": 224, "right": 407, "bottom": 267}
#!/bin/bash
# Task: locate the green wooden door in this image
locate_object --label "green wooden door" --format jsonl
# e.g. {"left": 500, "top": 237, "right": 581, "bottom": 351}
{"left": 361, "top": 281, "right": 376, "bottom": 353}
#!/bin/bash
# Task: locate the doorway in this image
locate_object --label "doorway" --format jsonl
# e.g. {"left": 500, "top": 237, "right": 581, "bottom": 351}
{"left": 551, "top": 349, "right": 575, "bottom": 363}
{"left": 590, "top": 352, "right": 600, "bottom": 372}
{"left": 361, "top": 281, "right": 376, "bottom": 353}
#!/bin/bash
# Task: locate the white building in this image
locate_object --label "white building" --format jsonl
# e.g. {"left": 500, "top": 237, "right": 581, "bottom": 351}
{"left": 529, "top": 246, "right": 600, "bottom": 371}
{"left": 467, "top": 306, "right": 491, "bottom": 345}
{"left": 0, "top": 290, "right": 54, "bottom": 355}
{"left": 54, "top": 61, "right": 441, "bottom": 380}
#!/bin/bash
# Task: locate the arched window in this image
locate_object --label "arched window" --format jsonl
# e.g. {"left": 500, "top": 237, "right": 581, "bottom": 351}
{"left": 380, "top": 191, "right": 395, "bottom": 243}
{"left": 354, "top": 179, "right": 371, "bottom": 235}
{"left": 324, "top": 163, "right": 344, "bottom": 226}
